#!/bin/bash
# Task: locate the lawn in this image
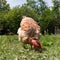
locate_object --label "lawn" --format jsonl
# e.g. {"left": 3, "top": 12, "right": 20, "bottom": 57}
{"left": 0, "top": 34, "right": 60, "bottom": 60}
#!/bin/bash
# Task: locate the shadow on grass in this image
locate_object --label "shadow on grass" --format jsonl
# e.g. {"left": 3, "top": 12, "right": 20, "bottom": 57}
{"left": 33, "top": 47, "right": 47, "bottom": 53}
{"left": 22, "top": 44, "right": 47, "bottom": 53}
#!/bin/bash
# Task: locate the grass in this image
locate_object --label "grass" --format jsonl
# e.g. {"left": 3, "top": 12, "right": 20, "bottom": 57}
{"left": 0, "top": 34, "right": 60, "bottom": 60}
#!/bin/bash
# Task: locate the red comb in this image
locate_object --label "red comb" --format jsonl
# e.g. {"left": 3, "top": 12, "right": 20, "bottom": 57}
{"left": 31, "top": 40, "right": 42, "bottom": 48}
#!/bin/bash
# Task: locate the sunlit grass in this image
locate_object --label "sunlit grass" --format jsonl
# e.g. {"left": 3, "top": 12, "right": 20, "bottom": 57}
{"left": 0, "top": 34, "right": 60, "bottom": 60}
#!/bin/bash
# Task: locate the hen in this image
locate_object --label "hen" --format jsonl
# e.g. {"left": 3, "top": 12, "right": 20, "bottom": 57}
{"left": 17, "top": 16, "right": 42, "bottom": 49}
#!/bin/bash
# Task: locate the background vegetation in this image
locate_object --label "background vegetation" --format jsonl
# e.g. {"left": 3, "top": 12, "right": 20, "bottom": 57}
{"left": 0, "top": 0, "right": 60, "bottom": 60}
{"left": 0, "top": 0, "right": 60, "bottom": 34}
{"left": 0, "top": 35, "right": 60, "bottom": 60}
